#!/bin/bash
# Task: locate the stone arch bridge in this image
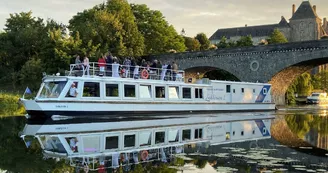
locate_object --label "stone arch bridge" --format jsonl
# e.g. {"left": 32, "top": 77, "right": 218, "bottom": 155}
{"left": 151, "top": 39, "right": 328, "bottom": 105}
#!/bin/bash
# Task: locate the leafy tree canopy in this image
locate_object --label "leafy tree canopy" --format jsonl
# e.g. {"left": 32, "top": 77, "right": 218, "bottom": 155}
{"left": 183, "top": 36, "right": 200, "bottom": 51}
{"left": 131, "top": 4, "right": 186, "bottom": 54}
{"left": 267, "top": 28, "right": 288, "bottom": 44}
{"left": 195, "top": 33, "right": 211, "bottom": 51}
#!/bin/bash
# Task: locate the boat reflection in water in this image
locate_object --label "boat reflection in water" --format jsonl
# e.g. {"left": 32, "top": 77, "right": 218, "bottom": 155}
{"left": 20, "top": 113, "right": 274, "bottom": 172}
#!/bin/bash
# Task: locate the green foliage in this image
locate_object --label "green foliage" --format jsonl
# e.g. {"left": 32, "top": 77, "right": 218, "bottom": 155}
{"left": 19, "top": 58, "right": 43, "bottom": 91}
{"left": 131, "top": 4, "right": 186, "bottom": 54}
{"left": 3, "top": 11, "right": 46, "bottom": 71}
{"left": 0, "top": 93, "right": 25, "bottom": 116}
{"left": 183, "top": 36, "right": 200, "bottom": 51}
{"left": 312, "top": 70, "right": 328, "bottom": 91}
{"left": 69, "top": 0, "right": 145, "bottom": 57}
{"left": 216, "top": 36, "right": 252, "bottom": 49}
{"left": 216, "top": 36, "right": 230, "bottom": 49}
{"left": 295, "top": 73, "right": 313, "bottom": 96}
{"left": 195, "top": 33, "right": 211, "bottom": 50}
{"left": 0, "top": 117, "right": 80, "bottom": 172}
{"left": 236, "top": 35, "right": 253, "bottom": 47}
{"left": 286, "top": 72, "right": 314, "bottom": 104}
{"left": 267, "top": 28, "right": 288, "bottom": 44}
{"left": 285, "top": 114, "right": 328, "bottom": 139}
{"left": 40, "top": 29, "right": 96, "bottom": 74}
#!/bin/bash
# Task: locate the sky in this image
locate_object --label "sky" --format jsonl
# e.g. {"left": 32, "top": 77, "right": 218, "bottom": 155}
{"left": 0, "top": 0, "right": 328, "bottom": 38}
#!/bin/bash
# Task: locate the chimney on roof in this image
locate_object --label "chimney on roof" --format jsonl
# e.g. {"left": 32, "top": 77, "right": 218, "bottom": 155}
{"left": 292, "top": 4, "right": 296, "bottom": 16}
{"left": 245, "top": 24, "right": 247, "bottom": 27}
{"left": 313, "top": 5, "right": 317, "bottom": 13}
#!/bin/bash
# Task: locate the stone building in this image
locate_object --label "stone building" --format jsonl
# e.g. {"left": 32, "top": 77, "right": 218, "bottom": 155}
{"left": 209, "top": 1, "right": 328, "bottom": 73}
{"left": 209, "top": 1, "right": 328, "bottom": 45}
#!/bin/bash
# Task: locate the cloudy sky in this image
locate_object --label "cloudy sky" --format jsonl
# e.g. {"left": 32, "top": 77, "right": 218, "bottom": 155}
{"left": 1, "top": 0, "right": 328, "bottom": 37}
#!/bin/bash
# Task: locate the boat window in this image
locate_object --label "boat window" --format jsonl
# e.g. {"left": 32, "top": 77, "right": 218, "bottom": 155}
{"left": 233, "top": 89, "right": 235, "bottom": 93}
{"left": 124, "top": 134, "right": 135, "bottom": 148}
{"left": 169, "top": 86, "right": 179, "bottom": 99}
{"left": 195, "top": 88, "right": 203, "bottom": 99}
{"left": 82, "top": 136, "right": 100, "bottom": 153}
{"left": 253, "top": 89, "right": 256, "bottom": 93}
{"left": 241, "top": 88, "right": 244, "bottom": 93}
{"left": 139, "top": 85, "right": 152, "bottom": 99}
{"left": 168, "top": 129, "right": 179, "bottom": 143}
{"left": 66, "top": 82, "right": 79, "bottom": 98}
{"left": 241, "top": 131, "right": 244, "bottom": 136}
{"left": 106, "top": 84, "right": 119, "bottom": 97}
{"left": 39, "top": 81, "right": 67, "bottom": 98}
{"left": 195, "top": 128, "right": 203, "bottom": 139}
{"left": 124, "top": 85, "right": 136, "bottom": 97}
{"left": 65, "top": 137, "right": 79, "bottom": 153}
{"left": 182, "top": 88, "right": 191, "bottom": 99}
{"left": 182, "top": 129, "right": 191, "bottom": 141}
{"left": 252, "top": 130, "right": 255, "bottom": 134}
{"left": 155, "top": 131, "right": 165, "bottom": 144}
{"left": 41, "top": 136, "right": 67, "bottom": 153}
{"left": 83, "top": 82, "right": 100, "bottom": 97}
{"left": 139, "top": 131, "right": 152, "bottom": 146}
{"left": 226, "top": 85, "right": 231, "bottom": 93}
{"left": 263, "top": 88, "right": 267, "bottom": 94}
{"left": 105, "top": 136, "right": 119, "bottom": 150}
{"left": 155, "top": 86, "right": 165, "bottom": 98}
{"left": 226, "top": 132, "right": 230, "bottom": 140}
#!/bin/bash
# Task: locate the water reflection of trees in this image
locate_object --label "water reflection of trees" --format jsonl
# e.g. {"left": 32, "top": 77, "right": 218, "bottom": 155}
{"left": 0, "top": 117, "right": 74, "bottom": 173}
{"left": 285, "top": 114, "right": 328, "bottom": 139}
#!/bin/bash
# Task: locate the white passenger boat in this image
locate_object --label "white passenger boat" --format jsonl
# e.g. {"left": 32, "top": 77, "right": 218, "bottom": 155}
{"left": 20, "top": 113, "right": 274, "bottom": 171}
{"left": 306, "top": 92, "right": 328, "bottom": 104}
{"left": 20, "top": 62, "right": 275, "bottom": 119}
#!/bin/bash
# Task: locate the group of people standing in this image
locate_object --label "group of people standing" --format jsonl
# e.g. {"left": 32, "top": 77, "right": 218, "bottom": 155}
{"left": 74, "top": 51, "right": 179, "bottom": 81}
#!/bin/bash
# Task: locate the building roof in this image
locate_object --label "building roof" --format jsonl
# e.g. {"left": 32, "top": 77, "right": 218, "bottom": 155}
{"left": 290, "top": 1, "right": 320, "bottom": 20}
{"left": 209, "top": 17, "right": 289, "bottom": 40}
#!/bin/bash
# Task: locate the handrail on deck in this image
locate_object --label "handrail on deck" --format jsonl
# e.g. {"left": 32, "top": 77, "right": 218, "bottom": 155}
{"left": 67, "top": 62, "right": 185, "bottom": 82}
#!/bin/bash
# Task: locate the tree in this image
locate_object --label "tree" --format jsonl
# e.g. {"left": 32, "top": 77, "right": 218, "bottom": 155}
{"left": 236, "top": 35, "right": 253, "bottom": 47}
{"left": 216, "top": 36, "right": 230, "bottom": 49}
{"left": 3, "top": 11, "right": 46, "bottom": 71}
{"left": 195, "top": 33, "right": 210, "bottom": 50}
{"left": 19, "top": 58, "right": 43, "bottom": 91}
{"left": 40, "top": 29, "right": 97, "bottom": 74}
{"left": 183, "top": 36, "right": 200, "bottom": 51}
{"left": 69, "top": 0, "right": 145, "bottom": 57}
{"left": 267, "top": 28, "right": 288, "bottom": 44}
{"left": 131, "top": 4, "right": 186, "bottom": 54}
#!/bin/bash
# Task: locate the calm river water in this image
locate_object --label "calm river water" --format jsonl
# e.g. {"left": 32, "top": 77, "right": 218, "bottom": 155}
{"left": 0, "top": 105, "right": 327, "bottom": 173}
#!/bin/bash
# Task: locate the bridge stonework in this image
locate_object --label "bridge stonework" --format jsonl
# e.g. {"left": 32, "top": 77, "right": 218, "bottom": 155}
{"left": 152, "top": 40, "right": 328, "bottom": 106}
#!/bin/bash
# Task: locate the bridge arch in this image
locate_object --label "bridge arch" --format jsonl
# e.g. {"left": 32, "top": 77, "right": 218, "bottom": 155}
{"left": 184, "top": 66, "right": 241, "bottom": 83}
{"left": 270, "top": 58, "right": 327, "bottom": 105}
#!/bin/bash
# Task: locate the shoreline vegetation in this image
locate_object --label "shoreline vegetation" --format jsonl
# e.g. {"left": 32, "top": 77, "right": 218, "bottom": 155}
{"left": 0, "top": 92, "right": 26, "bottom": 117}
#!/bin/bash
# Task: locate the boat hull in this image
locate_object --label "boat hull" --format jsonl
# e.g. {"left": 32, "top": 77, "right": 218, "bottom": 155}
{"left": 22, "top": 99, "right": 275, "bottom": 119}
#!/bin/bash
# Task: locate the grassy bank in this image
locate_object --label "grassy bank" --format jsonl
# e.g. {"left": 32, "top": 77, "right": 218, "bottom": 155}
{"left": 0, "top": 92, "right": 26, "bottom": 117}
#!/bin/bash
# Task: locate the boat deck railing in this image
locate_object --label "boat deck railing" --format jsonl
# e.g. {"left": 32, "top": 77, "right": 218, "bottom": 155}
{"left": 66, "top": 62, "right": 185, "bottom": 82}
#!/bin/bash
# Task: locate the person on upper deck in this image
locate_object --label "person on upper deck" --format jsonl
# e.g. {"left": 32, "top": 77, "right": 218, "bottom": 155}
{"left": 75, "top": 55, "right": 82, "bottom": 70}
{"left": 172, "top": 61, "right": 178, "bottom": 81}
{"left": 83, "top": 55, "right": 90, "bottom": 76}
{"left": 98, "top": 55, "right": 106, "bottom": 76}
{"left": 106, "top": 51, "right": 113, "bottom": 75}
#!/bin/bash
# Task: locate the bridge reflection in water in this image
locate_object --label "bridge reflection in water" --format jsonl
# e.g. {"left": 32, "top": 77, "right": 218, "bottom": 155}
{"left": 0, "top": 111, "right": 327, "bottom": 172}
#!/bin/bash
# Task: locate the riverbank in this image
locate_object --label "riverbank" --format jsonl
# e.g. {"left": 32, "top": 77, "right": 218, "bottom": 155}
{"left": 0, "top": 93, "right": 25, "bottom": 117}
